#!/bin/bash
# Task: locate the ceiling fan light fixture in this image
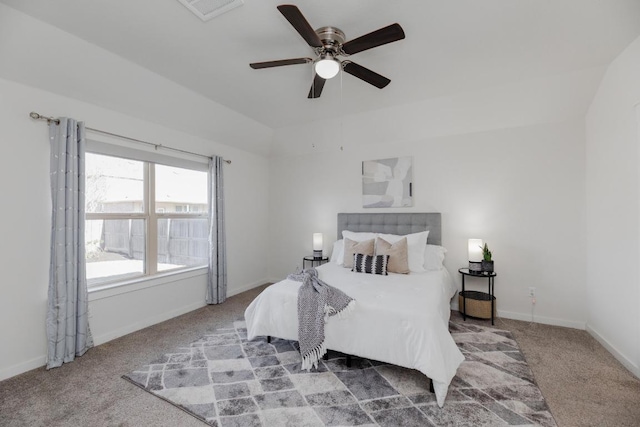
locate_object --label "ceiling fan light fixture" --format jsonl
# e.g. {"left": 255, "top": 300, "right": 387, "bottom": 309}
{"left": 315, "top": 56, "right": 340, "bottom": 79}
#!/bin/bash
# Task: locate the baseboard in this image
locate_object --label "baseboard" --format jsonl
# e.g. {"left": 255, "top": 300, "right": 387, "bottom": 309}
{"left": 228, "top": 278, "right": 271, "bottom": 297}
{"left": 0, "top": 301, "right": 209, "bottom": 382}
{"left": 450, "top": 299, "right": 586, "bottom": 330}
{"left": 92, "top": 300, "right": 207, "bottom": 346}
{"left": 0, "top": 278, "right": 274, "bottom": 382}
{"left": 586, "top": 324, "right": 640, "bottom": 378}
{"left": 94, "top": 278, "right": 270, "bottom": 344}
{"left": 496, "top": 309, "right": 586, "bottom": 330}
{"left": 0, "top": 355, "right": 47, "bottom": 382}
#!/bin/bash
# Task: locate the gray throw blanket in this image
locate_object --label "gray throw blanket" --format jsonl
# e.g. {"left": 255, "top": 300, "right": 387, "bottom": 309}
{"left": 287, "top": 268, "right": 355, "bottom": 370}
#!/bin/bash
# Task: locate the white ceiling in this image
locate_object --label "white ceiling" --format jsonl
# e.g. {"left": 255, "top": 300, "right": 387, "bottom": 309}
{"left": 2, "top": 0, "right": 639, "bottom": 130}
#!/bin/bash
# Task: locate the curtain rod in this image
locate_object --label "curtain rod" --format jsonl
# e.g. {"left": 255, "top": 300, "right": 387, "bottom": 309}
{"left": 29, "top": 112, "right": 231, "bottom": 164}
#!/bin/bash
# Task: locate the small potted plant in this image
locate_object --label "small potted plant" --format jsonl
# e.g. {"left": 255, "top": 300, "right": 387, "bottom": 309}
{"left": 481, "top": 243, "right": 494, "bottom": 273}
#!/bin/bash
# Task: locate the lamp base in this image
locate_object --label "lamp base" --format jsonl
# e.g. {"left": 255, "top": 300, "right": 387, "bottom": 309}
{"left": 313, "top": 250, "right": 323, "bottom": 259}
{"left": 469, "top": 261, "right": 483, "bottom": 274}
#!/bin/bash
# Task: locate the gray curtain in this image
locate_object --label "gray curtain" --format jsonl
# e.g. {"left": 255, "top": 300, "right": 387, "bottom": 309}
{"left": 46, "top": 118, "right": 93, "bottom": 369}
{"left": 207, "top": 156, "right": 227, "bottom": 304}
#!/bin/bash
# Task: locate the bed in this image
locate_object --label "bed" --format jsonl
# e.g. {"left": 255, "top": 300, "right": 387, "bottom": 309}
{"left": 244, "top": 213, "right": 464, "bottom": 407}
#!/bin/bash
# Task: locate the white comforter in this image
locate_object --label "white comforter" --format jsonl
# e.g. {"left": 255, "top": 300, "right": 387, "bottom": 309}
{"left": 244, "top": 263, "right": 465, "bottom": 407}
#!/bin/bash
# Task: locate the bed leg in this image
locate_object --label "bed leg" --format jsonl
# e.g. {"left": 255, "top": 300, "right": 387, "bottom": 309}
{"left": 429, "top": 378, "right": 435, "bottom": 393}
{"left": 267, "top": 336, "right": 271, "bottom": 343}
{"left": 346, "top": 355, "right": 352, "bottom": 368}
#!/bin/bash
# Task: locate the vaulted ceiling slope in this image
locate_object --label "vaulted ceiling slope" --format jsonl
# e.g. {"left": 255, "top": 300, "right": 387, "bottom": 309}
{"left": 1, "top": 0, "right": 639, "bottom": 130}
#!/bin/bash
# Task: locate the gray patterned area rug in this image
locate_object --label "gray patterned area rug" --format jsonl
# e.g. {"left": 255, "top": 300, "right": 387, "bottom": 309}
{"left": 123, "top": 320, "right": 557, "bottom": 427}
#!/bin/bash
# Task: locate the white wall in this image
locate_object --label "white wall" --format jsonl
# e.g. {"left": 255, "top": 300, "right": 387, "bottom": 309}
{"left": 0, "top": 3, "right": 273, "bottom": 381}
{"left": 270, "top": 66, "right": 604, "bottom": 158}
{"left": 0, "top": 77, "right": 271, "bottom": 380}
{"left": 0, "top": 3, "right": 273, "bottom": 156}
{"left": 269, "top": 118, "right": 587, "bottom": 329}
{"left": 585, "top": 35, "right": 640, "bottom": 376}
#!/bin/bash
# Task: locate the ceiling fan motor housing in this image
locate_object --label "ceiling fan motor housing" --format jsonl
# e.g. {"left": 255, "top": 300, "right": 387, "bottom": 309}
{"left": 315, "top": 26, "right": 346, "bottom": 55}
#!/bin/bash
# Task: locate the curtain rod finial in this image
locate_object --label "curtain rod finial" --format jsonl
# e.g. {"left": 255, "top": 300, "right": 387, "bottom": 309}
{"left": 29, "top": 111, "right": 59, "bottom": 124}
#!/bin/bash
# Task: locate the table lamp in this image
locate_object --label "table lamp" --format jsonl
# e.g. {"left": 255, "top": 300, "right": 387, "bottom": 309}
{"left": 468, "top": 238, "right": 483, "bottom": 273}
{"left": 313, "top": 233, "right": 323, "bottom": 259}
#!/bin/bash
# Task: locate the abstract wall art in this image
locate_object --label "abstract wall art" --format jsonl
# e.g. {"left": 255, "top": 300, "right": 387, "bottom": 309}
{"left": 362, "top": 156, "right": 413, "bottom": 208}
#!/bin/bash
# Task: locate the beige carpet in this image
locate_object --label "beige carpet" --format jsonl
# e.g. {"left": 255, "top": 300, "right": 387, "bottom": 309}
{"left": 0, "top": 284, "right": 639, "bottom": 426}
{"left": 472, "top": 314, "right": 640, "bottom": 427}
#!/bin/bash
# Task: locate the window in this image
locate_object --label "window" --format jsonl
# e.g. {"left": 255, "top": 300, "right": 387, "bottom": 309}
{"left": 85, "top": 152, "right": 209, "bottom": 288}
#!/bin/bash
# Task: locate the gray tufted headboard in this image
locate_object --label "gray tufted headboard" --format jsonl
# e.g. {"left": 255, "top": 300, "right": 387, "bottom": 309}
{"left": 337, "top": 213, "right": 441, "bottom": 246}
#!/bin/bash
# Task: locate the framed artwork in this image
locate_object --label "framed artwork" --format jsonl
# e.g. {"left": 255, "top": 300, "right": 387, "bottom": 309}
{"left": 362, "top": 156, "right": 413, "bottom": 208}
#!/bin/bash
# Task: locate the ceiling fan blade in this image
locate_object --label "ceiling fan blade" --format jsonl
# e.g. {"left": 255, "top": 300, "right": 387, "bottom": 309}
{"left": 342, "top": 23, "right": 405, "bottom": 55}
{"left": 308, "top": 74, "right": 326, "bottom": 99}
{"left": 250, "top": 58, "right": 312, "bottom": 69}
{"left": 277, "top": 5, "right": 323, "bottom": 48}
{"left": 343, "top": 61, "right": 391, "bottom": 89}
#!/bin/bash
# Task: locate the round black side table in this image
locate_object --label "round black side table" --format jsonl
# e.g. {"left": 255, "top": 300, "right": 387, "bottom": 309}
{"left": 458, "top": 268, "right": 497, "bottom": 325}
{"left": 303, "top": 256, "right": 329, "bottom": 269}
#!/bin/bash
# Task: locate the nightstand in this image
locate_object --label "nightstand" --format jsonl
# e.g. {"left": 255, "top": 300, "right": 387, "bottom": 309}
{"left": 458, "top": 268, "right": 497, "bottom": 325}
{"left": 303, "top": 256, "right": 329, "bottom": 269}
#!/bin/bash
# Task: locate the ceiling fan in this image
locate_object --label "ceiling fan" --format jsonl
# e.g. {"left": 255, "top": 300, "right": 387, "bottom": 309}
{"left": 250, "top": 4, "right": 405, "bottom": 99}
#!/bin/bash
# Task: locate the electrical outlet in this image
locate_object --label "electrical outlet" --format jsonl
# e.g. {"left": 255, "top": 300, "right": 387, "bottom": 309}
{"left": 528, "top": 287, "right": 536, "bottom": 297}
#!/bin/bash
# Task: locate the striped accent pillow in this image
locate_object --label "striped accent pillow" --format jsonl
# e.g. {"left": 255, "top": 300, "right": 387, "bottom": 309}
{"left": 352, "top": 253, "right": 389, "bottom": 275}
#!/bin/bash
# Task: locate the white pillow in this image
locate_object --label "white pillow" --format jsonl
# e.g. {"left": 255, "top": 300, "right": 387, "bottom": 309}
{"left": 330, "top": 239, "right": 344, "bottom": 265}
{"left": 342, "top": 230, "right": 378, "bottom": 242}
{"left": 424, "top": 244, "right": 447, "bottom": 271}
{"left": 378, "top": 231, "right": 429, "bottom": 273}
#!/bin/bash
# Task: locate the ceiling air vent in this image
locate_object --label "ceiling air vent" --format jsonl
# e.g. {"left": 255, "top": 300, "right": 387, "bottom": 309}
{"left": 177, "top": 0, "right": 244, "bottom": 22}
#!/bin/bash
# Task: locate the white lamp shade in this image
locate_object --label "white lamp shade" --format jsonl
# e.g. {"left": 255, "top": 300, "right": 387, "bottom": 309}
{"left": 315, "top": 59, "right": 340, "bottom": 79}
{"left": 313, "top": 233, "right": 323, "bottom": 251}
{"left": 468, "top": 239, "right": 484, "bottom": 262}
